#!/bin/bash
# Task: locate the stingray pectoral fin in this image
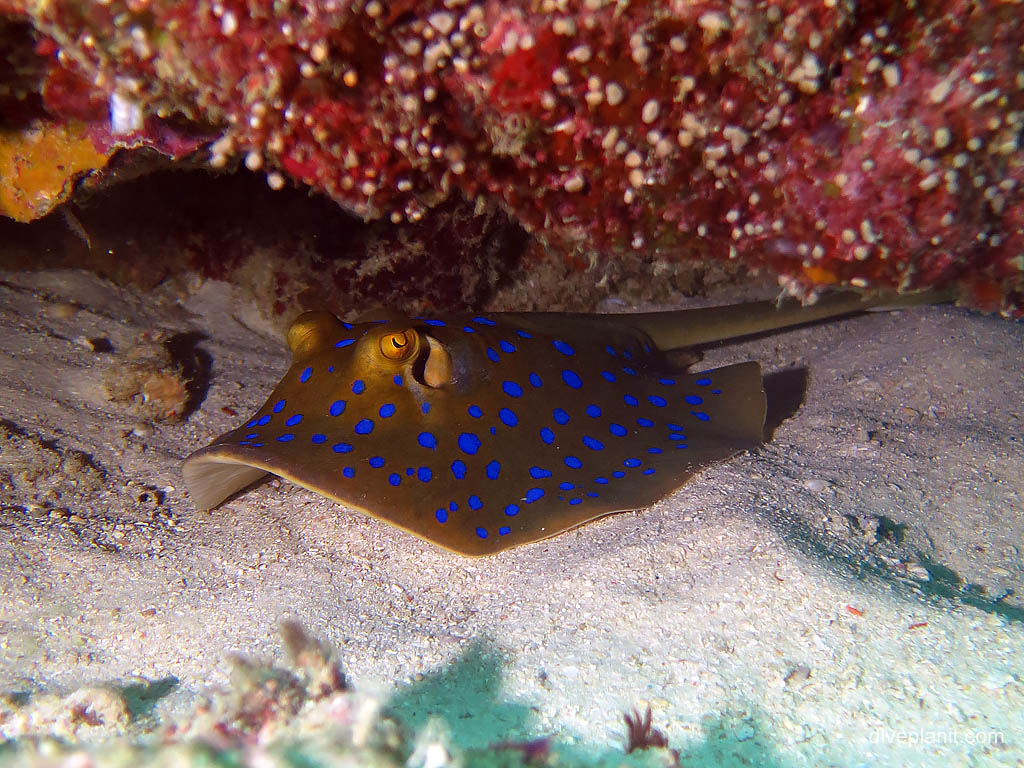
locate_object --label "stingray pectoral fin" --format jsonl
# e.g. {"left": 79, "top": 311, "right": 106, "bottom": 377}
{"left": 182, "top": 445, "right": 271, "bottom": 511}
{"left": 696, "top": 360, "right": 767, "bottom": 446}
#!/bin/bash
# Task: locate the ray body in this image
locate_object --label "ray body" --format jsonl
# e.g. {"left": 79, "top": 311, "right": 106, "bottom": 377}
{"left": 184, "top": 292, "right": 940, "bottom": 555}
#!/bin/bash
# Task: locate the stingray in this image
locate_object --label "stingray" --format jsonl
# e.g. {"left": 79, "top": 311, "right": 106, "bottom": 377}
{"left": 184, "top": 291, "right": 943, "bottom": 555}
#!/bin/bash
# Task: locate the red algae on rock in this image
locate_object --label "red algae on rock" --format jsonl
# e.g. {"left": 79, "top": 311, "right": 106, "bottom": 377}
{"left": 2, "top": 0, "right": 1022, "bottom": 315}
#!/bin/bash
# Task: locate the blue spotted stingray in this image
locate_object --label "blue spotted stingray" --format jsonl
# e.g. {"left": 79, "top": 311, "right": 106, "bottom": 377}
{"left": 183, "top": 292, "right": 934, "bottom": 555}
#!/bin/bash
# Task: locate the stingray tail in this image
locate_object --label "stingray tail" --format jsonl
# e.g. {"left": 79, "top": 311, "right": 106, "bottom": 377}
{"left": 629, "top": 288, "right": 955, "bottom": 351}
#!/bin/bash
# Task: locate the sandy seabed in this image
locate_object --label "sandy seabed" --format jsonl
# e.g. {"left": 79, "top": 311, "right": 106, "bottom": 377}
{"left": 1, "top": 269, "right": 1022, "bottom": 767}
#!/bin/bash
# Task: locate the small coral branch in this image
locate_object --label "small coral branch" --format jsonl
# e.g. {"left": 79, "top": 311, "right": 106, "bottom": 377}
{"left": 624, "top": 706, "right": 670, "bottom": 754}
{"left": 280, "top": 619, "right": 349, "bottom": 700}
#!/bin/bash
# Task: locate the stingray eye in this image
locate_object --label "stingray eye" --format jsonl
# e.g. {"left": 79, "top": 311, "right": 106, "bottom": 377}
{"left": 379, "top": 329, "right": 416, "bottom": 361}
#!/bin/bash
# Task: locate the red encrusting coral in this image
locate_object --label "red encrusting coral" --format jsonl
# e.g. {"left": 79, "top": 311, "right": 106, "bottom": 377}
{"left": 1, "top": 0, "right": 1021, "bottom": 315}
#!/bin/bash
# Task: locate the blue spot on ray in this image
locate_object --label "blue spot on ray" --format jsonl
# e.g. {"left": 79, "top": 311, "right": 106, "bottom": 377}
{"left": 459, "top": 433, "right": 481, "bottom": 455}
{"left": 369, "top": 456, "right": 385, "bottom": 468}
{"left": 553, "top": 408, "right": 570, "bottom": 425}
{"left": 562, "top": 370, "right": 583, "bottom": 389}
{"left": 692, "top": 411, "right": 710, "bottom": 421}
{"left": 273, "top": 400, "right": 286, "bottom": 413}
{"left": 499, "top": 526, "right": 511, "bottom": 536}
{"left": 335, "top": 338, "right": 355, "bottom": 348}
{"left": 540, "top": 428, "right": 555, "bottom": 444}
{"left": 516, "top": 329, "right": 533, "bottom": 339}
{"left": 277, "top": 434, "right": 294, "bottom": 442}
{"left": 609, "top": 423, "right": 627, "bottom": 437}
{"left": 582, "top": 435, "right": 604, "bottom": 451}
{"left": 696, "top": 377, "right": 712, "bottom": 385}
{"left": 469, "top": 495, "right": 483, "bottom": 510}
{"left": 352, "top": 380, "right": 366, "bottom": 394}
{"left": 435, "top": 509, "right": 448, "bottom": 523}
{"left": 343, "top": 467, "right": 355, "bottom": 478}
{"left": 333, "top": 442, "right": 353, "bottom": 453}
{"left": 685, "top": 395, "right": 704, "bottom": 405}
{"left": 637, "top": 417, "right": 654, "bottom": 427}
{"left": 300, "top": 367, "right": 312, "bottom": 383}
{"left": 312, "top": 434, "right": 326, "bottom": 444}
{"left": 530, "top": 467, "right": 552, "bottom": 479}
{"left": 503, "top": 381, "right": 523, "bottom": 398}
{"left": 524, "top": 488, "right": 544, "bottom": 503}
{"left": 624, "top": 458, "right": 642, "bottom": 467}
{"left": 379, "top": 403, "right": 396, "bottom": 418}
{"left": 553, "top": 340, "right": 575, "bottom": 356}
{"left": 500, "top": 340, "right": 516, "bottom": 353}
{"left": 424, "top": 319, "right": 446, "bottom": 327}
{"left": 559, "top": 482, "right": 574, "bottom": 491}
{"left": 476, "top": 527, "right": 488, "bottom": 539}
{"left": 473, "top": 316, "right": 497, "bottom": 326}
{"left": 468, "top": 405, "right": 483, "bottom": 418}
{"left": 418, "top": 467, "right": 432, "bottom": 482}
{"left": 659, "top": 378, "right": 676, "bottom": 386}
{"left": 418, "top": 432, "right": 438, "bottom": 450}
{"left": 529, "top": 372, "right": 542, "bottom": 387}
{"left": 421, "top": 402, "right": 431, "bottom": 414}
{"left": 505, "top": 504, "right": 520, "bottom": 516}
{"left": 624, "top": 395, "right": 639, "bottom": 407}
{"left": 486, "top": 460, "right": 501, "bottom": 479}
{"left": 393, "top": 374, "right": 403, "bottom": 386}
{"left": 586, "top": 405, "right": 601, "bottom": 417}
{"left": 564, "top": 456, "right": 583, "bottom": 469}
{"left": 601, "top": 371, "right": 616, "bottom": 382}
{"left": 329, "top": 400, "right": 346, "bottom": 416}
{"left": 388, "top": 473, "right": 401, "bottom": 486}
{"left": 487, "top": 348, "right": 500, "bottom": 363}
{"left": 499, "top": 408, "right": 518, "bottom": 427}
{"left": 256, "top": 415, "right": 271, "bottom": 426}
{"left": 649, "top": 395, "right": 667, "bottom": 407}
{"left": 451, "top": 460, "right": 467, "bottom": 479}
{"left": 354, "top": 419, "right": 374, "bottom": 434}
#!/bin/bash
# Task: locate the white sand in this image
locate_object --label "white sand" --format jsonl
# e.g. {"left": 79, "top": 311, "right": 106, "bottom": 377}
{"left": 1, "top": 269, "right": 1021, "bottom": 766}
